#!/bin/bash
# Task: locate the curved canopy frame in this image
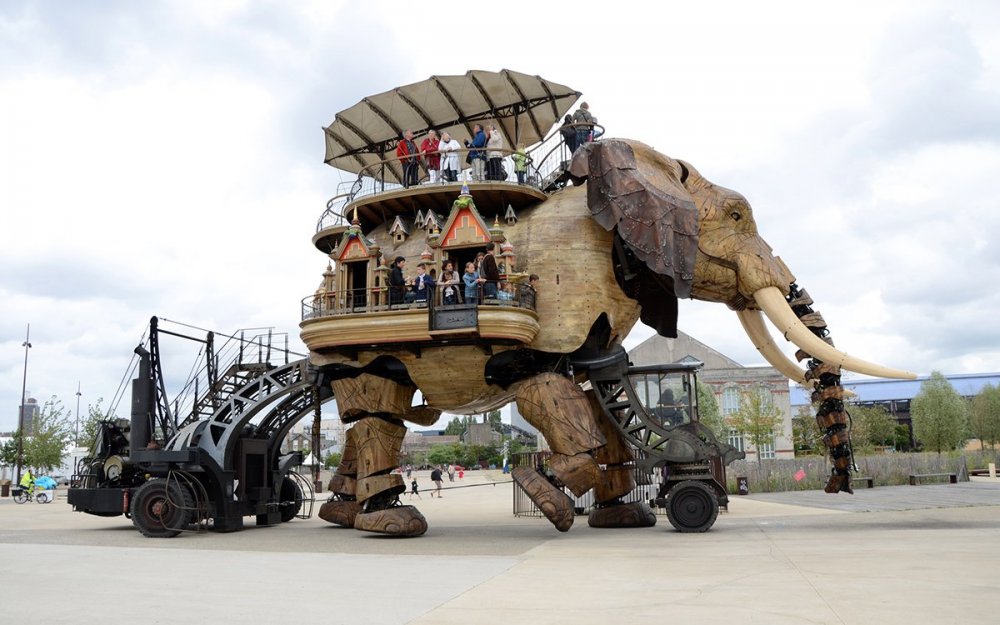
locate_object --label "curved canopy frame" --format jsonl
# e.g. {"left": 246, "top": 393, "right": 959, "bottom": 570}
{"left": 323, "top": 69, "right": 581, "bottom": 185}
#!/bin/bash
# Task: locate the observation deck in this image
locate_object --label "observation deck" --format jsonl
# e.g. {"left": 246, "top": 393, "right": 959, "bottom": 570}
{"left": 303, "top": 70, "right": 601, "bottom": 355}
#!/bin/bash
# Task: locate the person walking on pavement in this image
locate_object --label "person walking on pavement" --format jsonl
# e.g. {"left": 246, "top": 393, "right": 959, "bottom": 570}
{"left": 430, "top": 466, "right": 444, "bottom": 497}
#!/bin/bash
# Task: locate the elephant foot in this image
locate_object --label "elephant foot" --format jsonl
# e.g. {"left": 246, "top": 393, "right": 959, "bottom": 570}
{"left": 550, "top": 452, "right": 601, "bottom": 497}
{"left": 318, "top": 498, "right": 361, "bottom": 527}
{"left": 824, "top": 473, "right": 853, "bottom": 494}
{"left": 588, "top": 501, "right": 657, "bottom": 528}
{"left": 511, "top": 467, "right": 574, "bottom": 532}
{"left": 353, "top": 505, "right": 427, "bottom": 537}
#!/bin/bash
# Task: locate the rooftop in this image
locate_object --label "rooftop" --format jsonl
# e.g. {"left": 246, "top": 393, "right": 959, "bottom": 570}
{"left": 790, "top": 372, "right": 1000, "bottom": 406}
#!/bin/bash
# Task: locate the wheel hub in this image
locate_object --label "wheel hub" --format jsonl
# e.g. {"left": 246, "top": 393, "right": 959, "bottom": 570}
{"left": 151, "top": 499, "right": 168, "bottom": 517}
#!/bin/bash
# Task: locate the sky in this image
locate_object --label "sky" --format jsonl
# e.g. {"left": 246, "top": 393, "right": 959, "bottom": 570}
{"left": 2, "top": 1, "right": 1000, "bottom": 432}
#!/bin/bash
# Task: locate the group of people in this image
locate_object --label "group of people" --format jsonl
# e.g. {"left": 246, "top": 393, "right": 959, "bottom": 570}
{"left": 387, "top": 244, "right": 539, "bottom": 308}
{"left": 559, "top": 101, "right": 600, "bottom": 154}
{"left": 407, "top": 464, "right": 459, "bottom": 499}
{"left": 395, "top": 124, "right": 533, "bottom": 187}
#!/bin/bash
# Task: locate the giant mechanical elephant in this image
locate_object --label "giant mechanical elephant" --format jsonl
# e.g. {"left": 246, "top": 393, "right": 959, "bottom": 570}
{"left": 313, "top": 139, "right": 914, "bottom": 536}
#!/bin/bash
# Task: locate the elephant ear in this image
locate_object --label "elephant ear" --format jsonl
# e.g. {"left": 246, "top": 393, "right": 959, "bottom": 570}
{"left": 568, "top": 140, "right": 699, "bottom": 336}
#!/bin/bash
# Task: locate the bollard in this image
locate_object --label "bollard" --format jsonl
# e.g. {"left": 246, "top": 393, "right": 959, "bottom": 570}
{"left": 990, "top": 463, "right": 997, "bottom": 479}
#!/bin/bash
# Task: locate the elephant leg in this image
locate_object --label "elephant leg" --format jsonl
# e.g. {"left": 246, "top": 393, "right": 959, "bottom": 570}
{"left": 513, "top": 373, "right": 607, "bottom": 531}
{"left": 329, "top": 374, "right": 427, "bottom": 536}
{"left": 587, "top": 391, "right": 656, "bottom": 528}
{"left": 787, "top": 285, "right": 855, "bottom": 494}
{"left": 318, "top": 426, "right": 361, "bottom": 527}
{"left": 811, "top": 366, "right": 854, "bottom": 494}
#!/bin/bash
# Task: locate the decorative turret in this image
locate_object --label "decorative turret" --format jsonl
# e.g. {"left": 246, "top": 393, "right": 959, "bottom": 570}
{"left": 489, "top": 216, "right": 505, "bottom": 243}
{"left": 323, "top": 262, "right": 336, "bottom": 293}
{"left": 504, "top": 203, "right": 518, "bottom": 226}
{"left": 427, "top": 225, "right": 441, "bottom": 248}
{"left": 500, "top": 239, "right": 516, "bottom": 273}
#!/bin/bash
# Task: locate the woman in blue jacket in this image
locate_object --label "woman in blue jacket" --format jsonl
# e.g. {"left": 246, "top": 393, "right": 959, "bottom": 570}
{"left": 463, "top": 124, "right": 487, "bottom": 181}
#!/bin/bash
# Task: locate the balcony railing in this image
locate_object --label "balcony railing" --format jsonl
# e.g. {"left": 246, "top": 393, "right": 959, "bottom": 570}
{"left": 316, "top": 123, "right": 604, "bottom": 233}
{"left": 301, "top": 280, "right": 536, "bottom": 320}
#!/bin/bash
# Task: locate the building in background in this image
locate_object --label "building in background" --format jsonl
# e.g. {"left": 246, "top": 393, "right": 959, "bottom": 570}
{"left": 18, "top": 395, "right": 39, "bottom": 435}
{"left": 285, "top": 418, "right": 346, "bottom": 459}
{"left": 790, "top": 372, "right": 1000, "bottom": 447}
{"left": 463, "top": 422, "right": 501, "bottom": 446}
{"left": 628, "top": 332, "right": 794, "bottom": 460}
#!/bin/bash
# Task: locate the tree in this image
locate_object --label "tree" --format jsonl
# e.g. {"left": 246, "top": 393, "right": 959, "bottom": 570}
{"left": 727, "top": 387, "right": 783, "bottom": 464}
{"left": 696, "top": 383, "right": 726, "bottom": 440}
{"left": 323, "top": 452, "right": 343, "bottom": 469}
{"left": 910, "top": 371, "right": 969, "bottom": 453}
{"left": 426, "top": 443, "right": 460, "bottom": 466}
{"left": 24, "top": 396, "right": 74, "bottom": 472}
{"left": 485, "top": 410, "right": 502, "bottom": 428}
{"left": 969, "top": 384, "right": 1000, "bottom": 450}
{"left": 0, "top": 431, "right": 23, "bottom": 470}
{"left": 79, "top": 398, "right": 113, "bottom": 450}
{"left": 792, "top": 404, "right": 824, "bottom": 456}
{"left": 444, "top": 416, "right": 474, "bottom": 436}
{"left": 848, "top": 404, "right": 897, "bottom": 452}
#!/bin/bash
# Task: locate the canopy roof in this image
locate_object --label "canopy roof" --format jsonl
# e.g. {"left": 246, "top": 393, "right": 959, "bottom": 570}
{"left": 323, "top": 69, "right": 580, "bottom": 184}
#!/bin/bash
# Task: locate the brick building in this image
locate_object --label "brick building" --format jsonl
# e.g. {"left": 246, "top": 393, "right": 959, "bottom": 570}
{"left": 628, "top": 332, "right": 794, "bottom": 460}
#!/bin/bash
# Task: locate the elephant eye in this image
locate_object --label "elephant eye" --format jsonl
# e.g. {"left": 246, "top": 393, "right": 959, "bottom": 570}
{"left": 730, "top": 211, "right": 742, "bottom": 222}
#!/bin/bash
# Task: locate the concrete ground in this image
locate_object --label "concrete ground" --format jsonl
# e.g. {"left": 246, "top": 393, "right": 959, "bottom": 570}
{"left": 1, "top": 472, "right": 998, "bottom": 625}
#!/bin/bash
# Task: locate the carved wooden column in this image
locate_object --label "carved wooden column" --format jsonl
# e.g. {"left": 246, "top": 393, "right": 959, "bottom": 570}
{"left": 327, "top": 374, "right": 428, "bottom": 536}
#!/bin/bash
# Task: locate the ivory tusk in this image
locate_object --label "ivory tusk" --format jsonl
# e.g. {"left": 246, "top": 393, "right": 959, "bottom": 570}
{"left": 736, "top": 309, "right": 858, "bottom": 397}
{"left": 736, "top": 309, "right": 808, "bottom": 384}
{"left": 753, "top": 286, "right": 918, "bottom": 380}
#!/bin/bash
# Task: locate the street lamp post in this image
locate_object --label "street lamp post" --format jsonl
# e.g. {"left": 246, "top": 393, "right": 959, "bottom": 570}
{"left": 15, "top": 324, "right": 32, "bottom": 484}
{"left": 75, "top": 381, "right": 82, "bottom": 447}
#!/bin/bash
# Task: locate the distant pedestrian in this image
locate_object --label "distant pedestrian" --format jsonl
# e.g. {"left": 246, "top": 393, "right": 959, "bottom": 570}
{"left": 447, "top": 464, "right": 456, "bottom": 482}
{"left": 409, "top": 478, "right": 421, "bottom": 499}
{"left": 430, "top": 466, "right": 444, "bottom": 497}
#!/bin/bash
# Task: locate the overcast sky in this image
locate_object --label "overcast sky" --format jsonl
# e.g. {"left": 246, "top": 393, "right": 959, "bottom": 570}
{"left": 2, "top": 1, "right": 999, "bottom": 432}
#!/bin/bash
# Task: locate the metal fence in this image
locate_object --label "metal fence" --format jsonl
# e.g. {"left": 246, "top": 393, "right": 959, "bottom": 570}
{"left": 510, "top": 451, "right": 665, "bottom": 517}
{"left": 723, "top": 450, "right": 1000, "bottom": 494}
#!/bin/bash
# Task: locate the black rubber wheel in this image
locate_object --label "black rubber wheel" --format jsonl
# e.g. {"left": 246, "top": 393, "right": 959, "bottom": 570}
{"left": 13, "top": 490, "right": 27, "bottom": 504}
{"left": 665, "top": 480, "right": 719, "bottom": 533}
{"left": 279, "top": 476, "right": 303, "bottom": 523}
{"left": 130, "top": 479, "right": 193, "bottom": 538}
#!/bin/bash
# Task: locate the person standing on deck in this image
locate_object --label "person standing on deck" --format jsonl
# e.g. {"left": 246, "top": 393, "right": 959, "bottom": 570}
{"left": 389, "top": 256, "right": 407, "bottom": 306}
{"left": 396, "top": 129, "right": 420, "bottom": 188}
{"left": 572, "top": 103, "right": 596, "bottom": 149}
{"left": 512, "top": 144, "right": 532, "bottom": 184}
{"left": 420, "top": 130, "right": 441, "bottom": 183}
{"left": 486, "top": 123, "right": 504, "bottom": 180}
{"left": 464, "top": 124, "right": 487, "bottom": 181}
{"left": 480, "top": 242, "right": 501, "bottom": 299}
{"left": 560, "top": 114, "right": 578, "bottom": 155}
{"left": 438, "top": 132, "right": 462, "bottom": 182}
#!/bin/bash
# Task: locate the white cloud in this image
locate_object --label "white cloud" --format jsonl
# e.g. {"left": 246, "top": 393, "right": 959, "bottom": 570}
{"left": 2, "top": 1, "right": 1000, "bottom": 431}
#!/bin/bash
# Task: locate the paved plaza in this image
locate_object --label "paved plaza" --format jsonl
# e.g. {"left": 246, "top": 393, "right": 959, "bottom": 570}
{"left": 1, "top": 473, "right": 998, "bottom": 624}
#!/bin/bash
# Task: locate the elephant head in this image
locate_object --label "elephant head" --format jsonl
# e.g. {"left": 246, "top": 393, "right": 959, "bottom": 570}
{"left": 569, "top": 139, "right": 914, "bottom": 381}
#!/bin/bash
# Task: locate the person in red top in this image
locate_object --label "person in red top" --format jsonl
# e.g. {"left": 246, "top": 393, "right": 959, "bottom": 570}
{"left": 396, "top": 129, "right": 419, "bottom": 188}
{"left": 420, "top": 129, "right": 441, "bottom": 184}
